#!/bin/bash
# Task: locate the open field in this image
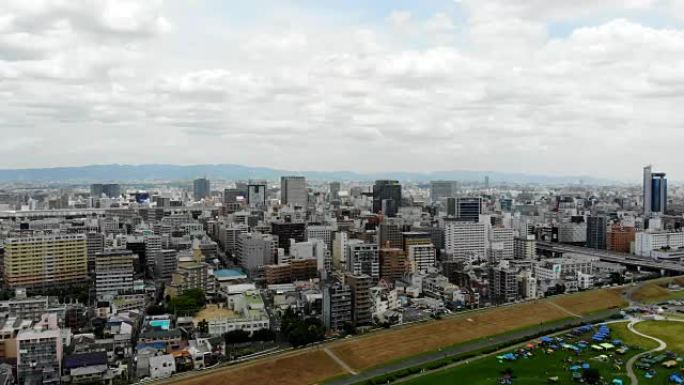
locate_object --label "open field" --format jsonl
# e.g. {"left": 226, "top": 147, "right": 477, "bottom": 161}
{"left": 169, "top": 288, "right": 626, "bottom": 385}
{"left": 551, "top": 288, "right": 625, "bottom": 315}
{"left": 406, "top": 321, "right": 651, "bottom": 385}
{"left": 634, "top": 321, "right": 684, "bottom": 354}
{"left": 331, "top": 289, "right": 626, "bottom": 371}
{"left": 166, "top": 350, "right": 345, "bottom": 385}
{"left": 632, "top": 277, "right": 684, "bottom": 304}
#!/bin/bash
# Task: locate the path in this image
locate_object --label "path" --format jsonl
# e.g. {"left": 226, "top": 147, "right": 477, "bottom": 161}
{"left": 625, "top": 320, "right": 667, "bottom": 385}
{"left": 547, "top": 301, "right": 582, "bottom": 319}
{"left": 324, "top": 347, "right": 357, "bottom": 375}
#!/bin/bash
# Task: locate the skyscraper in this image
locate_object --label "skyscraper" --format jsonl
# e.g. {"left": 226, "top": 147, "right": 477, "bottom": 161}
{"left": 586, "top": 215, "right": 608, "bottom": 250}
{"left": 329, "top": 181, "right": 341, "bottom": 201}
{"left": 372, "top": 180, "right": 401, "bottom": 217}
{"left": 193, "top": 177, "right": 211, "bottom": 200}
{"left": 430, "top": 181, "right": 457, "bottom": 204}
{"left": 247, "top": 180, "right": 267, "bottom": 207}
{"left": 643, "top": 165, "right": 667, "bottom": 216}
{"left": 455, "top": 197, "right": 482, "bottom": 222}
{"left": 281, "top": 176, "right": 307, "bottom": 207}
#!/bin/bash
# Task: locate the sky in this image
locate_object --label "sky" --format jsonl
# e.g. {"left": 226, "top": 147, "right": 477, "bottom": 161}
{"left": 1, "top": 0, "right": 684, "bottom": 181}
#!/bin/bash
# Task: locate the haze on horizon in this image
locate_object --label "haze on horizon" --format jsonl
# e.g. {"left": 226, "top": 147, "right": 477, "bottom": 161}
{"left": 1, "top": 0, "right": 684, "bottom": 181}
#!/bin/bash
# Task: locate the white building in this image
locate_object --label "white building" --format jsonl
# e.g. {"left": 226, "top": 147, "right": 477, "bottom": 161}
{"left": 444, "top": 221, "right": 486, "bottom": 259}
{"left": 634, "top": 231, "right": 684, "bottom": 257}
{"left": 407, "top": 244, "right": 436, "bottom": 273}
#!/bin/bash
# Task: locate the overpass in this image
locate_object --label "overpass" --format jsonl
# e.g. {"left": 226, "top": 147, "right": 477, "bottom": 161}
{"left": 536, "top": 241, "right": 684, "bottom": 274}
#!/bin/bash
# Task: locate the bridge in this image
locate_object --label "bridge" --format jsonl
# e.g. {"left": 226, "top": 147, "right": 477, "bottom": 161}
{"left": 536, "top": 241, "right": 684, "bottom": 274}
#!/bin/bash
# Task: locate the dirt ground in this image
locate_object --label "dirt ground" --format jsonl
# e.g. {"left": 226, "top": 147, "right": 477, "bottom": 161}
{"left": 166, "top": 350, "right": 345, "bottom": 385}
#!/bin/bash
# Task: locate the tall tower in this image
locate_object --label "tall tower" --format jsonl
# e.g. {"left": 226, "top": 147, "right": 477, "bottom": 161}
{"left": 643, "top": 165, "right": 667, "bottom": 217}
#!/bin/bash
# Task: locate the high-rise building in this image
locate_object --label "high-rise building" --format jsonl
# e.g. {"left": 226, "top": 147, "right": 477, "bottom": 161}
{"left": 86, "top": 231, "right": 105, "bottom": 273}
{"left": 379, "top": 248, "right": 408, "bottom": 283}
{"left": 247, "top": 181, "right": 267, "bottom": 208}
{"left": 236, "top": 233, "right": 278, "bottom": 271}
{"left": 643, "top": 166, "right": 667, "bottom": 216}
{"left": 346, "top": 241, "right": 379, "bottom": 280}
{"left": 193, "top": 178, "right": 211, "bottom": 200}
{"left": 607, "top": 224, "right": 636, "bottom": 253}
{"left": 586, "top": 216, "right": 608, "bottom": 250}
{"left": 430, "top": 181, "right": 457, "bottom": 204}
{"left": 444, "top": 221, "right": 486, "bottom": 259}
{"left": 345, "top": 274, "right": 372, "bottom": 327}
{"left": 270, "top": 221, "right": 306, "bottom": 255}
{"left": 224, "top": 188, "right": 246, "bottom": 204}
{"left": 372, "top": 180, "right": 401, "bottom": 217}
{"left": 95, "top": 249, "right": 135, "bottom": 299}
{"left": 490, "top": 266, "right": 517, "bottom": 304}
{"left": 329, "top": 182, "right": 341, "bottom": 201}
{"left": 280, "top": 176, "right": 307, "bottom": 207}
{"left": 90, "top": 184, "right": 121, "bottom": 198}
{"left": 407, "top": 244, "right": 436, "bottom": 273}
{"left": 3, "top": 234, "right": 88, "bottom": 289}
{"left": 455, "top": 197, "right": 482, "bottom": 222}
{"left": 323, "top": 283, "right": 352, "bottom": 331}
{"left": 378, "top": 222, "right": 404, "bottom": 249}
{"left": 514, "top": 235, "right": 536, "bottom": 260}
{"left": 488, "top": 227, "right": 514, "bottom": 261}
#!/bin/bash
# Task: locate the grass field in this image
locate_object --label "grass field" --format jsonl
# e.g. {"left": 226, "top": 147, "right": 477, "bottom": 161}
{"left": 634, "top": 321, "right": 684, "bottom": 354}
{"left": 632, "top": 276, "right": 684, "bottom": 304}
{"left": 405, "top": 321, "right": 650, "bottom": 385}
{"left": 331, "top": 289, "right": 626, "bottom": 371}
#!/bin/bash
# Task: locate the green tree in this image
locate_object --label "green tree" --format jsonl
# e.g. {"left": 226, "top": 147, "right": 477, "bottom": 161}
{"left": 197, "top": 319, "right": 209, "bottom": 336}
{"left": 583, "top": 368, "right": 600, "bottom": 385}
{"left": 251, "top": 328, "right": 276, "bottom": 342}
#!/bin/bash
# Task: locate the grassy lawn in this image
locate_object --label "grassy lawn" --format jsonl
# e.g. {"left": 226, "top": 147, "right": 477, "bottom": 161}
{"left": 635, "top": 321, "right": 684, "bottom": 354}
{"left": 632, "top": 278, "right": 684, "bottom": 304}
{"left": 405, "top": 322, "right": 651, "bottom": 385}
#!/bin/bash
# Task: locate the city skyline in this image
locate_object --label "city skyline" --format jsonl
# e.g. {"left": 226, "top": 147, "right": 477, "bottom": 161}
{"left": 3, "top": 1, "right": 684, "bottom": 179}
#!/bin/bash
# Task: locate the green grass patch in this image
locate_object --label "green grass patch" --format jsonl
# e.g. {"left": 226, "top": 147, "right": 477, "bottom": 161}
{"left": 403, "top": 322, "right": 654, "bottom": 385}
{"left": 635, "top": 321, "right": 684, "bottom": 354}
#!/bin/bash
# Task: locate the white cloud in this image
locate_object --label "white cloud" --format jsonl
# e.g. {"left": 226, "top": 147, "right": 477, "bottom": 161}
{"left": 2, "top": 1, "right": 684, "bottom": 180}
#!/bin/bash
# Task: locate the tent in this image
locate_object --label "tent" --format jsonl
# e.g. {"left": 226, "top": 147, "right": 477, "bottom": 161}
{"left": 591, "top": 345, "right": 604, "bottom": 351}
{"left": 541, "top": 336, "right": 554, "bottom": 344}
{"left": 600, "top": 343, "right": 615, "bottom": 350}
{"left": 669, "top": 373, "right": 684, "bottom": 385}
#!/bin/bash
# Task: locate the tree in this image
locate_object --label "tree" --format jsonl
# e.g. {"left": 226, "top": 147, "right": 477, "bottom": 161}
{"left": 583, "top": 368, "right": 601, "bottom": 385}
{"left": 197, "top": 319, "right": 209, "bottom": 336}
{"left": 610, "top": 272, "right": 625, "bottom": 285}
{"left": 146, "top": 304, "right": 168, "bottom": 316}
{"left": 342, "top": 321, "right": 356, "bottom": 336}
{"left": 224, "top": 329, "right": 251, "bottom": 345}
{"left": 251, "top": 328, "right": 276, "bottom": 342}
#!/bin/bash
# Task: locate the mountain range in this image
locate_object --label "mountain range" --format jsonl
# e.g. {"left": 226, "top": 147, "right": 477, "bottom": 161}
{"left": 0, "top": 164, "right": 621, "bottom": 185}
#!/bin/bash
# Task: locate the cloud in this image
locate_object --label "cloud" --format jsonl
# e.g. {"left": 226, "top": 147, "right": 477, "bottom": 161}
{"left": 1, "top": 1, "right": 684, "bottom": 180}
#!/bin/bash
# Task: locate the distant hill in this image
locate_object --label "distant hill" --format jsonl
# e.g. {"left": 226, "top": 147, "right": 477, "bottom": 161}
{"left": 0, "top": 164, "right": 616, "bottom": 185}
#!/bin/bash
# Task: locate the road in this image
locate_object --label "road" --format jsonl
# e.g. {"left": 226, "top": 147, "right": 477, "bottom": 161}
{"left": 625, "top": 320, "right": 667, "bottom": 385}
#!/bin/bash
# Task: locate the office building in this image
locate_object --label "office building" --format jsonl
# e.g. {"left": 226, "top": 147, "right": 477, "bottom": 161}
{"left": 444, "top": 221, "right": 487, "bottom": 259}
{"left": 193, "top": 178, "right": 211, "bottom": 200}
{"left": 86, "top": 231, "right": 105, "bottom": 273}
{"left": 378, "top": 222, "right": 404, "bottom": 249}
{"left": 514, "top": 235, "right": 536, "bottom": 260}
{"left": 379, "top": 248, "right": 408, "bottom": 283}
{"left": 247, "top": 181, "right": 267, "bottom": 208}
{"left": 95, "top": 249, "right": 135, "bottom": 299}
{"left": 607, "top": 224, "right": 636, "bottom": 253}
{"left": 643, "top": 165, "right": 667, "bottom": 216}
{"left": 372, "top": 180, "right": 401, "bottom": 217}
{"left": 236, "top": 233, "right": 278, "bottom": 271}
{"left": 329, "top": 182, "right": 341, "bottom": 201}
{"left": 586, "top": 216, "right": 608, "bottom": 250}
{"left": 270, "top": 221, "right": 305, "bottom": 255}
{"left": 455, "top": 197, "right": 482, "bottom": 222}
{"left": 90, "top": 183, "right": 121, "bottom": 198}
{"left": 3, "top": 234, "right": 87, "bottom": 289}
{"left": 407, "top": 244, "right": 436, "bottom": 273}
{"left": 323, "top": 283, "right": 352, "bottom": 331}
{"left": 224, "top": 188, "right": 246, "bottom": 204}
{"left": 281, "top": 176, "right": 307, "bottom": 207}
{"left": 346, "top": 241, "right": 379, "bottom": 280}
{"left": 634, "top": 231, "right": 684, "bottom": 257}
{"left": 345, "top": 274, "right": 372, "bottom": 327}
{"left": 490, "top": 266, "right": 517, "bottom": 304}
{"left": 430, "top": 181, "right": 457, "bottom": 204}
{"left": 489, "top": 227, "right": 514, "bottom": 261}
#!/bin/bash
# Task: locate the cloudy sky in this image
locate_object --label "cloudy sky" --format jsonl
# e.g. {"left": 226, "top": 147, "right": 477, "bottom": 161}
{"left": 1, "top": 0, "right": 684, "bottom": 181}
